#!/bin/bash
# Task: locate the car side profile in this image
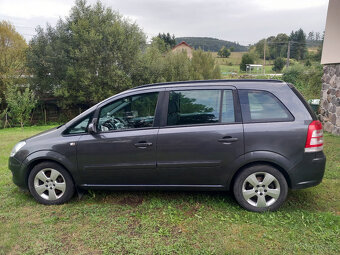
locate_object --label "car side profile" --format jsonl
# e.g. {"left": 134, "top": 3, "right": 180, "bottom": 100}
{"left": 9, "top": 80, "right": 326, "bottom": 212}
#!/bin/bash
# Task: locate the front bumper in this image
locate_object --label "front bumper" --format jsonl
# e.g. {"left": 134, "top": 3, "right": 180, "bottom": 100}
{"left": 8, "top": 156, "right": 27, "bottom": 189}
{"left": 288, "top": 151, "right": 326, "bottom": 189}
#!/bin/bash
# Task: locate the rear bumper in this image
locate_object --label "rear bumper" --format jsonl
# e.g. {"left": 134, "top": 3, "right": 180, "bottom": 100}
{"left": 8, "top": 156, "right": 27, "bottom": 189}
{"left": 288, "top": 151, "right": 326, "bottom": 189}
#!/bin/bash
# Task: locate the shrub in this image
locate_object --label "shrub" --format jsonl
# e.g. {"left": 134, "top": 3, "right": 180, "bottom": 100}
{"left": 305, "top": 59, "right": 312, "bottom": 67}
{"left": 4, "top": 83, "right": 37, "bottom": 127}
{"left": 272, "top": 57, "right": 285, "bottom": 72}
{"left": 240, "top": 53, "right": 254, "bottom": 71}
{"left": 217, "top": 46, "right": 231, "bottom": 58}
{"left": 138, "top": 46, "right": 220, "bottom": 84}
{"left": 283, "top": 64, "right": 322, "bottom": 99}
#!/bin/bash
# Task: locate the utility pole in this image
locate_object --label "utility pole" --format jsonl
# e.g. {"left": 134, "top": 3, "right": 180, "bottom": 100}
{"left": 286, "top": 41, "right": 290, "bottom": 67}
{"left": 263, "top": 39, "right": 266, "bottom": 74}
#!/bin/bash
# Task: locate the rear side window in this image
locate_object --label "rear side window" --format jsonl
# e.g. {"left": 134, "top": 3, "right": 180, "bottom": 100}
{"left": 239, "top": 90, "right": 294, "bottom": 123}
{"left": 167, "top": 90, "right": 221, "bottom": 126}
{"left": 221, "top": 90, "right": 235, "bottom": 123}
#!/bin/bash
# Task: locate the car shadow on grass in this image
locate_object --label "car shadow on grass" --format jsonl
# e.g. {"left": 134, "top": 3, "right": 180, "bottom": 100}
{"left": 15, "top": 186, "right": 331, "bottom": 213}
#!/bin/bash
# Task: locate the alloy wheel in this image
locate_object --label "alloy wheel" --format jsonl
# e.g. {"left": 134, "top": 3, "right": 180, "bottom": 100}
{"left": 33, "top": 168, "right": 66, "bottom": 201}
{"left": 242, "top": 172, "right": 281, "bottom": 208}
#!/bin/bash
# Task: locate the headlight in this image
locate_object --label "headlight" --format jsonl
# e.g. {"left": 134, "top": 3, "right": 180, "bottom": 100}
{"left": 10, "top": 141, "right": 26, "bottom": 157}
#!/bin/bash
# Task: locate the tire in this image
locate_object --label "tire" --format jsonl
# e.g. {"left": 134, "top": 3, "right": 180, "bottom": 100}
{"left": 28, "top": 162, "right": 75, "bottom": 205}
{"left": 233, "top": 165, "right": 288, "bottom": 212}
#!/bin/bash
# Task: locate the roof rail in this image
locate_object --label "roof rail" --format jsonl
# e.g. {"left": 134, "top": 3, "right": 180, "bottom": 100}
{"left": 132, "top": 79, "right": 284, "bottom": 90}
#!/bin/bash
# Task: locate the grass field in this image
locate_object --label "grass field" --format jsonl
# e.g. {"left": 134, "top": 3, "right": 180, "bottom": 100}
{"left": 212, "top": 52, "right": 278, "bottom": 78}
{"left": 0, "top": 126, "right": 339, "bottom": 254}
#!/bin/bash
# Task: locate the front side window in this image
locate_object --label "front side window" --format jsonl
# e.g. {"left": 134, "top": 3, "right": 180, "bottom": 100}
{"left": 239, "top": 90, "right": 294, "bottom": 122}
{"left": 167, "top": 90, "right": 221, "bottom": 126}
{"left": 98, "top": 92, "right": 158, "bottom": 132}
{"left": 65, "top": 113, "right": 93, "bottom": 135}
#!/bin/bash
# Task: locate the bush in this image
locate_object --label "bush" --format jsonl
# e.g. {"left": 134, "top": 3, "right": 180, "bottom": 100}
{"left": 4, "top": 83, "right": 37, "bottom": 127}
{"left": 272, "top": 57, "right": 285, "bottom": 72}
{"left": 137, "top": 46, "right": 221, "bottom": 84}
{"left": 240, "top": 53, "right": 254, "bottom": 71}
{"left": 217, "top": 46, "right": 231, "bottom": 58}
{"left": 283, "top": 64, "right": 322, "bottom": 99}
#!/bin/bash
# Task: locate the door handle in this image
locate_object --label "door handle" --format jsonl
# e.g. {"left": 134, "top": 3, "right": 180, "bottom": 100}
{"left": 134, "top": 142, "right": 153, "bottom": 148}
{"left": 218, "top": 137, "right": 238, "bottom": 143}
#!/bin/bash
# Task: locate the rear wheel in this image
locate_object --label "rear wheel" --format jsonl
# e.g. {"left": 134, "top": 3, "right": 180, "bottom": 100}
{"left": 28, "top": 162, "right": 75, "bottom": 205}
{"left": 233, "top": 165, "right": 288, "bottom": 212}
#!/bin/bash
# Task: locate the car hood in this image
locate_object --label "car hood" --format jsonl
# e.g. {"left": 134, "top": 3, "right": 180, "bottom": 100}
{"left": 25, "top": 126, "right": 60, "bottom": 143}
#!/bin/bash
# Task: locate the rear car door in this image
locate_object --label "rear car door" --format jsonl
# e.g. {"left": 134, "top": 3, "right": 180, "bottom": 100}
{"left": 156, "top": 86, "right": 244, "bottom": 186}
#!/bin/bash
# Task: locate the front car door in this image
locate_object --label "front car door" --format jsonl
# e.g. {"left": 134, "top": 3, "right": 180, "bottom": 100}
{"left": 156, "top": 86, "right": 244, "bottom": 187}
{"left": 76, "top": 89, "right": 164, "bottom": 187}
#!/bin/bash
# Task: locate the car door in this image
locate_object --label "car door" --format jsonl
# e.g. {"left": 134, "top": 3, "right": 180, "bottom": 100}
{"left": 156, "top": 87, "right": 244, "bottom": 186}
{"left": 76, "top": 90, "right": 163, "bottom": 186}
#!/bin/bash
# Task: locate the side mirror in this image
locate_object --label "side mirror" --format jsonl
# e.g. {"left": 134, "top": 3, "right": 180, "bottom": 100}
{"left": 88, "top": 122, "right": 97, "bottom": 134}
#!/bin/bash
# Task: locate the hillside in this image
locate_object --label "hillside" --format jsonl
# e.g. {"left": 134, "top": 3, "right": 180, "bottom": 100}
{"left": 175, "top": 37, "right": 247, "bottom": 52}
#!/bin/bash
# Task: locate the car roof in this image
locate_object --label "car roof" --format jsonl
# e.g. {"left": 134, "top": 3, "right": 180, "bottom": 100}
{"left": 128, "top": 79, "right": 285, "bottom": 91}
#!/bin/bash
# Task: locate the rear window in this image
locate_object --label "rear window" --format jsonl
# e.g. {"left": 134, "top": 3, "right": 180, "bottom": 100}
{"left": 239, "top": 90, "right": 294, "bottom": 123}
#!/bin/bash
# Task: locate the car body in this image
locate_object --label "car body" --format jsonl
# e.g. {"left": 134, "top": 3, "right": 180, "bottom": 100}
{"left": 9, "top": 80, "right": 326, "bottom": 211}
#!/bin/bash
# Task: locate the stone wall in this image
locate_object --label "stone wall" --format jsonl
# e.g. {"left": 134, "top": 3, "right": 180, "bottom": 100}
{"left": 319, "top": 64, "right": 340, "bottom": 135}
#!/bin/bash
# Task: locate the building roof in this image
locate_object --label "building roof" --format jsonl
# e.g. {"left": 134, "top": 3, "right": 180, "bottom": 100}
{"left": 246, "top": 64, "right": 263, "bottom": 67}
{"left": 172, "top": 41, "right": 193, "bottom": 50}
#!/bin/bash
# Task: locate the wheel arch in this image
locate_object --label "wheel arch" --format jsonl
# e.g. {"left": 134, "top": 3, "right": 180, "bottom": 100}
{"left": 23, "top": 151, "right": 77, "bottom": 187}
{"left": 229, "top": 161, "right": 291, "bottom": 190}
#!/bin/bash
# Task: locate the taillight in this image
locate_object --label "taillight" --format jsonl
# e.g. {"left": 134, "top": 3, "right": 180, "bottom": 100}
{"left": 305, "top": 120, "right": 324, "bottom": 152}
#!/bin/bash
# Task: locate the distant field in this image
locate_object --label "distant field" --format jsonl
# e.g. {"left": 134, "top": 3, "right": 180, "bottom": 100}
{"left": 219, "top": 64, "right": 276, "bottom": 78}
{"left": 213, "top": 51, "right": 246, "bottom": 65}
{"left": 308, "top": 47, "right": 319, "bottom": 53}
{"left": 213, "top": 52, "right": 279, "bottom": 78}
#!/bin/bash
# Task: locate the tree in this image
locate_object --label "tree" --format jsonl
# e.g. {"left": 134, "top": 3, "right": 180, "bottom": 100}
{"left": 27, "top": 0, "right": 146, "bottom": 110}
{"left": 272, "top": 57, "right": 285, "bottom": 72}
{"left": 190, "top": 49, "right": 221, "bottom": 80}
{"left": 217, "top": 46, "right": 231, "bottom": 58}
{"left": 315, "top": 32, "right": 321, "bottom": 41}
{"left": 240, "top": 53, "right": 254, "bottom": 71}
{"left": 253, "top": 33, "right": 289, "bottom": 60}
{"left": 0, "top": 21, "right": 27, "bottom": 108}
{"left": 269, "top": 33, "right": 289, "bottom": 59}
{"left": 157, "top": 32, "right": 176, "bottom": 49}
{"left": 150, "top": 36, "right": 169, "bottom": 53}
{"left": 307, "top": 31, "right": 315, "bottom": 41}
{"left": 253, "top": 39, "right": 269, "bottom": 59}
{"left": 290, "top": 29, "right": 307, "bottom": 60}
{"left": 5, "top": 83, "right": 37, "bottom": 127}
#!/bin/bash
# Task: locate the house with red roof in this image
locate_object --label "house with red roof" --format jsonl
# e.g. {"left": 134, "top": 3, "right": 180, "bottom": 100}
{"left": 171, "top": 41, "right": 193, "bottom": 59}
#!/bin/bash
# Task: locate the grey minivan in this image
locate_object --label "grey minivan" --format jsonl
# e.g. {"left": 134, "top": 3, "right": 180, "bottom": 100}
{"left": 9, "top": 80, "right": 326, "bottom": 212}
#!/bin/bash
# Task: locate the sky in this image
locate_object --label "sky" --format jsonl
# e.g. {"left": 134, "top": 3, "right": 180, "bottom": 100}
{"left": 0, "top": 0, "right": 329, "bottom": 45}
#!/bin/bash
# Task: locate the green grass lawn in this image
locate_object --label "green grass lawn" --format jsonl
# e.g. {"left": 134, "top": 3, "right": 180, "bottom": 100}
{"left": 0, "top": 126, "right": 339, "bottom": 254}
{"left": 219, "top": 64, "right": 277, "bottom": 77}
{"left": 213, "top": 52, "right": 246, "bottom": 66}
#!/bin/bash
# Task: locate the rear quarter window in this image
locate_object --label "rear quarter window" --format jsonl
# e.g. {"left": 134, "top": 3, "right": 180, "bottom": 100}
{"left": 239, "top": 90, "right": 294, "bottom": 123}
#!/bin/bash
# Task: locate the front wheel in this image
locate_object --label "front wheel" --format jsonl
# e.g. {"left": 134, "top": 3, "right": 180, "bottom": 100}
{"left": 233, "top": 165, "right": 288, "bottom": 212}
{"left": 28, "top": 162, "right": 75, "bottom": 205}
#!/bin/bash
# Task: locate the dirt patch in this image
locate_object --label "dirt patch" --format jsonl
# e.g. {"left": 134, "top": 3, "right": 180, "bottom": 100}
{"left": 184, "top": 203, "right": 201, "bottom": 217}
{"left": 117, "top": 196, "right": 144, "bottom": 207}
